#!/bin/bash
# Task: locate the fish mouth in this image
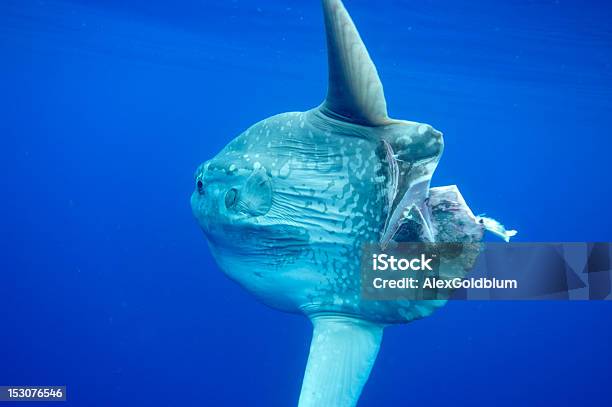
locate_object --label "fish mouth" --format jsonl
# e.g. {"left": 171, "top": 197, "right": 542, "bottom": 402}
{"left": 190, "top": 190, "right": 213, "bottom": 232}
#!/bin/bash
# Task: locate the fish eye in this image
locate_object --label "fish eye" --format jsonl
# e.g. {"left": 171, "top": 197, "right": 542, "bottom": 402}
{"left": 225, "top": 188, "right": 238, "bottom": 208}
{"left": 197, "top": 179, "right": 204, "bottom": 194}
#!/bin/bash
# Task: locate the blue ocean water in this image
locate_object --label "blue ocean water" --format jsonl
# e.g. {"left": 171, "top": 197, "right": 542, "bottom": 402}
{"left": 1, "top": 0, "right": 611, "bottom": 405}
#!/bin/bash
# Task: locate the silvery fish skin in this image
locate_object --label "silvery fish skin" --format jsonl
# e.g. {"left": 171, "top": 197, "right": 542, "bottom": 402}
{"left": 191, "top": 107, "right": 484, "bottom": 324}
{"left": 190, "top": 1, "right": 514, "bottom": 406}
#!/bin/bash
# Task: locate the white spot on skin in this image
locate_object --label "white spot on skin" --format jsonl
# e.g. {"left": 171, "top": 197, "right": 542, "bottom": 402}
{"left": 229, "top": 164, "right": 236, "bottom": 172}
{"left": 418, "top": 124, "right": 429, "bottom": 135}
{"left": 279, "top": 161, "right": 290, "bottom": 178}
{"left": 253, "top": 162, "right": 261, "bottom": 170}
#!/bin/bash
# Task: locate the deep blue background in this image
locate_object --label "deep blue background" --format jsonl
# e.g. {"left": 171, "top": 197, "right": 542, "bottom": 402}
{"left": 1, "top": 0, "right": 611, "bottom": 405}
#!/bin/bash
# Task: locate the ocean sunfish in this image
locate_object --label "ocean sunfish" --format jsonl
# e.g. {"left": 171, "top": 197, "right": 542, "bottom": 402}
{"left": 191, "top": 1, "right": 515, "bottom": 406}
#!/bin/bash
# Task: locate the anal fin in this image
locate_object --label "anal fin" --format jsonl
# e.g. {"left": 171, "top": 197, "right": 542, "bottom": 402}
{"left": 298, "top": 315, "right": 383, "bottom": 407}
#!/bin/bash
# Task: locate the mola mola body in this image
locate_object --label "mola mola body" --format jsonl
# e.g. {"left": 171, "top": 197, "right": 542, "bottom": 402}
{"left": 191, "top": 1, "right": 515, "bottom": 406}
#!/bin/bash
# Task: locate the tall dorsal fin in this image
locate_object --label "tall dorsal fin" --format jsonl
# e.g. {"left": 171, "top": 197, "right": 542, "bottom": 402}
{"left": 319, "top": 0, "right": 390, "bottom": 126}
